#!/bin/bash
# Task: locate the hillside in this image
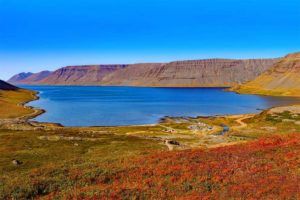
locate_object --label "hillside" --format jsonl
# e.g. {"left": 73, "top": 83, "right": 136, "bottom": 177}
{"left": 101, "top": 59, "right": 278, "bottom": 87}
{"left": 69, "top": 134, "right": 300, "bottom": 199}
{"left": 8, "top": 71, "right": 52, "bottom": 85}
{"left": 0, "top": 80, "right": 18, "bottom": 90}
{"left": 0, "top": 81, "right": 39, "bottom": 119}
{"left": 235, "top": 52, "right": 300, "bottom": 96}
{"left": 7, "top": 58, "right": 278, "bottom": 86}
{"left": 7, "top": 72, "right": 33, "bottom": 84}
{"left": 38, "top": 65, "right": 127, "bottom": 85}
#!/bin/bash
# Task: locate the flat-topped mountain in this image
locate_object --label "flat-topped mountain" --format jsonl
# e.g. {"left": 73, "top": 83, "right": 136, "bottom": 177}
{"left": 234, "top": 52, "right": 300, "bottom": 96}
{"left": 0, "top": 80, "right": 18, "bottom": 90}
{"left": 101, "top": 59, "right": 278, "bottom": 87}
{"left": 39, "top": 65, "right": 127, "bottom": 85}
{"left": 8, "top": 58, "right": 279, "bottom": 87}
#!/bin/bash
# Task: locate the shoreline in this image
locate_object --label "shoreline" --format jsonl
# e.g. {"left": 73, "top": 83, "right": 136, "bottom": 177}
{"left": 2, "top": 87, "right": 299, "bottom": 150}
{"left": 17, "top": 90, "right": 46, "bottom": 121}
{"left": 24, "top": 88, "right": 299, "bottom": 128}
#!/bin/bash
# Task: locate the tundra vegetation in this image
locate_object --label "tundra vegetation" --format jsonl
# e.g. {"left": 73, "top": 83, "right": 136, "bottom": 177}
{"left": 0, "top": 88, "right": 299, "bottom": 199}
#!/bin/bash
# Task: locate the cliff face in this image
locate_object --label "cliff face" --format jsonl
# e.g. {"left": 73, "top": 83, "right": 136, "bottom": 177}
{"left": 235, "top": 52, "right": 300, "bottom": 96}
{"left": 7, "top": 58, "right": 278, "bottom": 86}
{"left": 39, "top": 65, "right": 127, "bottom": 85}
{"left": 0, "top": 80, "right": 18, "bottom": 90}
{"left": 101, "top": 59, "right": 278, "bottom": 87}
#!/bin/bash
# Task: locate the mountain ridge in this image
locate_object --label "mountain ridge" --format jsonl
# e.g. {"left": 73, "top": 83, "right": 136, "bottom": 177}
{"left": 8, "top": 58, "right": 279, "bottom": 87}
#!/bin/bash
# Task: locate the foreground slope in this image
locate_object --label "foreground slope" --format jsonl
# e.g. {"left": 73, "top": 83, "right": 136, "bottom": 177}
{"left": 7, "top": 133, "right": 296, "bottom": 200}
{"left": 235, "top": 52, "right": 300, "bottom": 96}
{"left": 0, "top": 80, "right": 18, "bottom": 90}
{"left": 0, "top": 80, "right": 37, "bottom": 119}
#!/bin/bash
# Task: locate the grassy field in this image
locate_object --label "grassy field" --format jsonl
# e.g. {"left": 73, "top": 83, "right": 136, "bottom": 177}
{"left": 0, "top": 88, "right": 299, "bottom": 199}
{"left": 0, "top": 89, "right": 38, "bottom": 119}
{"left": 51, "top": 133, "right": 299, "bottom": 199}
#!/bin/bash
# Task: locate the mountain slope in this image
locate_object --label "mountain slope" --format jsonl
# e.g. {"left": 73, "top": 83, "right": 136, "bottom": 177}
{"left": 234, "top": 52, "right": 300, "bottom": 96}
{"left": 0, "top": 80, "right": 18, "bottom": 90}
{"left": 8, "top": 72, "right": 33, "bottom": 84}
{"left": 39, "top": 65, "right": 127, "bottom": 85}
{"left": 22, "top": 71, "right": 52, "bottom": 83}
{"left": 8, "top": 71, "right": 51, "bottom": 85}
{"left": 7, "top": 58, "right": 278, "bottom": 86}
{"left": 101, "top": 59, "right": 278, "bottom": 87}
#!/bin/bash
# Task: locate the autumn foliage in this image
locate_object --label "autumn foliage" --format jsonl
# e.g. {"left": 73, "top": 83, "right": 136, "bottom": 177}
{"left": 49, "top": 134, "right": 300, "bottom": 199}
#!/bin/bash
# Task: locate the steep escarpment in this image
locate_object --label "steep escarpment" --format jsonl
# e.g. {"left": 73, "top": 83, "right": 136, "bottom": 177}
{"left": 31, "top": 65, "right": 126, "bottom": 85}
{"left": 101, "top": 59, "right": 278, "bottom": 87}
{"left": 7, "top": 58, "right": 278, "bottom": 86}
{"left": 235, "top": 52, "right": 300, "bottom": 96}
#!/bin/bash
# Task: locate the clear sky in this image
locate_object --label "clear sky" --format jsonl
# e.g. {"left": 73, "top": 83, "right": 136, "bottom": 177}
{"left": 0, "top": 0, "right": 299, "bottom": 80}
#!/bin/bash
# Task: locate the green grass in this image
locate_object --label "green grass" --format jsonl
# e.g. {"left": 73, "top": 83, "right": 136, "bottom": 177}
{"left": 0, "top": 89, "right": 37, "bottom": 119}
{"left": 0, "top": 129, "right": 164, "bottom": 199}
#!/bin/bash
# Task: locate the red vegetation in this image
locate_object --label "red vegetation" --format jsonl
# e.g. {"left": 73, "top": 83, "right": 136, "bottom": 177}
{"left": 60, "top": 134, "right": 300, "bottom": 199}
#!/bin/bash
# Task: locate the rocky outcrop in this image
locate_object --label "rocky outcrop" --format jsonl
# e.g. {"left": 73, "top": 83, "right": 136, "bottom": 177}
{"left": 101, "top": 59, "right": 278, "bottom": 87}
{"left": 234, "top": 52, "right": 300, "bottom": 96}
{"left": 0, "top": 80, "right": 18, "bottom": 90}
{"left": 7, "top": 58, "right": 278, "bottom": 87}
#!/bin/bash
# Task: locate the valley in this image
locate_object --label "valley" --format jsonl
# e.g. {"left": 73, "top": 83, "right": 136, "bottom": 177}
{"left": 0, "top": 82, "right": 299, "bottom": 199}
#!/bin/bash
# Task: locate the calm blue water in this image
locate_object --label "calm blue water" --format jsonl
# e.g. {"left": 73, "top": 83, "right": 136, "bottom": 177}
{"left": 21, "top": 86, "right": 300, "bottom": 126}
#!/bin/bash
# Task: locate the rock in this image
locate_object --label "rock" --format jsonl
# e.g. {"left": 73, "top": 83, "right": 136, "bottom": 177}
{"left": 12, "top": 159, "right": 22, "bottom": 166}
{"left": 261, "top": 126, "right": 277, "bottom": 131}
{"left": 165, "top": 140, "right": 180, "bottom": 146}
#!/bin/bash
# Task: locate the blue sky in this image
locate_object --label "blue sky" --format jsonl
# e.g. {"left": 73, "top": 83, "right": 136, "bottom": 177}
{"left": 0, "top": 0, "right": 299, "bottom": 80}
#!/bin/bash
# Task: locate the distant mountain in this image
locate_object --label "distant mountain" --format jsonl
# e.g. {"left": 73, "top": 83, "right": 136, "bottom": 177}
{"left": 234, "top": 52, "right": 300, "bottom": 96}
{"left": 0, "top": 80, "right": 18, "bottom": 90}
{"left": 7, "top": 58, "right": 279, "bottom": 86}
{"left": 8, "top": 71, "right": 51, "bottom": 85}
{"left": 8, "top": 72, "right": 33, "bottom": 84}
{"left": 101, "top": 59, "right": 278, "bottom": 87}
{"left": 39, "top": 65, "right": 127, "bottom": 85}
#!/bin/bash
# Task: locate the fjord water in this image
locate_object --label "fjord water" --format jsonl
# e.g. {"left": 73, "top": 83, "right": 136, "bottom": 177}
{"left": 22, "top": 86, "right": 300, "bottom": 126}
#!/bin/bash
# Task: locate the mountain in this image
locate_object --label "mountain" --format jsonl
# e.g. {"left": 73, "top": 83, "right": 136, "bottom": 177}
{"left": 0, "top": 80, "right": 18, "bottom": 90}
{"left": 39, "top": 65, "right": 127, "bottom": 85}
{"left": 7, "top": 58, "right": 278, "bottom": 86}
{"left": 101, "top": 59, "right": 278, "bottom": 87}
{"left": 8, "top": 72, "right": 33, "bottom": 84}
{"left": 234, "top": 52, "right": 300, "bottom": 97}
{"left": 8, "top": 71, "right": 51, "bottom": 85}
